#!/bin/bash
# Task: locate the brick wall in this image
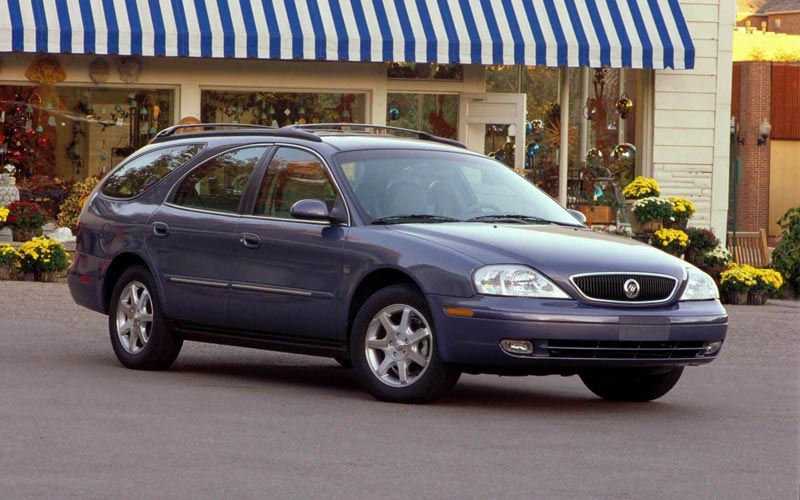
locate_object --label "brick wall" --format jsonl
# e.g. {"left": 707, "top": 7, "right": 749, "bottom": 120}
{"left": 769, "top": 13, "right": 800, "bottom": 34}
{"left": 732, "top": 61, "right": 771, "bottom": 234}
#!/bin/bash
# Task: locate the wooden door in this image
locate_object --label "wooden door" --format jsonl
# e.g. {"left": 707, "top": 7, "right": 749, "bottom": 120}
{"left": 768, "top": 140, "right": 800, "bottom": 238}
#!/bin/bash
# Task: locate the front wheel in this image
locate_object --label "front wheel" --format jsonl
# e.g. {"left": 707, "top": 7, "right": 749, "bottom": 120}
{"left": 350, "top": 285, "right": 460, "bottom": 404}
{"left": 579, "top": 367, "right": 684, "bottom": 402}
{"left": 108, "top": 265, "right": 182, "bottom": 370}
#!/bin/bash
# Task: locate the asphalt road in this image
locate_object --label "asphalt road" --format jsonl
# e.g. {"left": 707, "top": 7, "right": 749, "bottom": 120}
{"left": 0, "top": 281, "right": 797, "bottom": 500}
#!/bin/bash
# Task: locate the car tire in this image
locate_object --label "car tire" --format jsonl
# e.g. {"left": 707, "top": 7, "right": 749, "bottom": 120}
{"left": 350, "top": 284, "right": 460, "bottom": 404}
{"left": 108, "top": 265, "right": 183, "bottom": 370}
{"left": 579, "top": 367, "right": 684, "bottom": 402}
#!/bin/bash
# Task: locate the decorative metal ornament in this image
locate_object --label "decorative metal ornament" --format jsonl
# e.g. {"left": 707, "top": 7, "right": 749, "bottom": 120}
{"left": 118, "top": 56, "right": 143, "bottom": 83}
{"left": 611, "top": 143, "right": 636, "bottom": 170}
{"left": 89, "top": 58, "right": 110, "bottom": 83}
{"left": 25, "top": 54, "right": 67, "bottom": 85}
{"left": 585, "top": 148, "right": 603, "bottom": 168}
{"left": 530, "top": 119, "right": 545, "bottom": 135}
{"left": 616, "top": 94, "right": 634, "bottom": 119}
{"left": 389, "top": 108, "right": 400, "bottom": 120}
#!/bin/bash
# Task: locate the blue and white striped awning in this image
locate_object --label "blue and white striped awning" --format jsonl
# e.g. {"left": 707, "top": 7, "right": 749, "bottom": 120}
{"left": 0, "top": 0, "right": 695, "bottom": 69}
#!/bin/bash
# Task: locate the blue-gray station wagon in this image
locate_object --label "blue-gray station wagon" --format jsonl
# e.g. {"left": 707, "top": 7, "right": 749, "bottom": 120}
{"left": 69, "top": 124, "right": 728, "bottom": 403}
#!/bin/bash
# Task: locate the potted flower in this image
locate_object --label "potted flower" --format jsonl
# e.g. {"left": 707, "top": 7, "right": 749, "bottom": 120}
{"left": 622, "top": 176, "right": 660, "bottom": 200}
{"left": 749, "top": 268, "right": 783, "bottom": 305}
{"left": 15, "top": 236, "right": 70, "bottom": 282}
{"left": 649, "top": 228, "right": 690, "bottom": 257}
{"left": 0, "top": 205, "right": 10, "bottom": 242}
{"left": 684, "top": 227, "right": 718, "bottom": 266}
{"left": 5, "top": 200, "right": 47, "bottom": 242}
{"left": 57, "top": 176, "right": 100, "bottom": 233}
{"left": 702, "top": 245, "right": 732, "bottom": 283}
{"left": 0, "top": 243, "right": 17, "bottom": 280}
{"left": 666, "top": 197, "right": 696, "bottom": 230}
{"left": 719, "top": 263, "right": 757, "bottom": 305}
{"left": 630, "top": 197, "right": 673, "bottom": 234}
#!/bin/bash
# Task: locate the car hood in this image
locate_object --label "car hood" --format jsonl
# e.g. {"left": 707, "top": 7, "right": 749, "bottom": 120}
{"left": 387, "top": 223, "right": 689, "bottom": 282}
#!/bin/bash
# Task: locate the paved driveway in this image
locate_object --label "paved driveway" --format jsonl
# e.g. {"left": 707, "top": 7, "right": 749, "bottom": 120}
{"left": 0, "top": 281, "right": 797, "bottom": 499}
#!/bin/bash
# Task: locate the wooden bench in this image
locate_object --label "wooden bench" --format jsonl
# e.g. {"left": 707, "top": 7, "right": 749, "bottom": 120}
{"left": 727, "top": 229, "right": 769, "bottom": 267}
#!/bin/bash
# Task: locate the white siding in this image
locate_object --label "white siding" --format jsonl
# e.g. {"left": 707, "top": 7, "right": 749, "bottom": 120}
{"left": 653, "top": 0, "right": 734, "bottom": 237}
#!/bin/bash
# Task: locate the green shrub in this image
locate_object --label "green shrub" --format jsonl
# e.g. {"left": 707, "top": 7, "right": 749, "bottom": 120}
{"left": 771, "top": 206, "right": 800, "bottom": 294}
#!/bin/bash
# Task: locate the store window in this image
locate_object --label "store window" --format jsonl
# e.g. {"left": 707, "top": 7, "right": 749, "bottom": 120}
{"left": 201, "top": 91, "right": 366, "bottom": 127}
{"left": 173, "top": 146, "right": 267, "bottom": 213}
{"left": 387, "top": 63, "right": 463, "bottom": 80}
{"left": 386, "top": 93, "right": 458, "bottom": 139}
{"left": 486, "top": 66, "right": 646, "bottom": 222}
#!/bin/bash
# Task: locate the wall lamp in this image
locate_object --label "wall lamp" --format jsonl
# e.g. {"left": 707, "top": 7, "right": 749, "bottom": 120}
{"left": 757, "top": 118, "right": 771, "bottom": 146}
{"left": 730, "top": 116, "right": 745, "bottom": 145}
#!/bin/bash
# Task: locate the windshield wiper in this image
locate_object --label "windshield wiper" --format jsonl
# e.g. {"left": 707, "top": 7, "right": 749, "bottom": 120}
{"left": 372, "top": 214, "right": 462, "bottom": 225}
{"left": 467, "top": 214, "right": 582, "bottom": 227}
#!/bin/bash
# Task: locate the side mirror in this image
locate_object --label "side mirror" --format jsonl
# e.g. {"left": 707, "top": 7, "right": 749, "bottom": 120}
{"left": 290, "top": 199, "right": 347, "bottom": 224}
{"left": 567, "top": 208, "right": 587, "bottom": 224}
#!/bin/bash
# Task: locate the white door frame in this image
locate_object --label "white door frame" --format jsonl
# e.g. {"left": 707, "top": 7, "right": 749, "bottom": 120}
{"left": 458, "top": 92, "right": 527, "bottom": 171}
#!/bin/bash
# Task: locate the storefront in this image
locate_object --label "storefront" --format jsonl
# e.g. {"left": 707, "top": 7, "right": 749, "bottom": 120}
{"left": 0, "top": 0, "right": 733, "bottom": 235}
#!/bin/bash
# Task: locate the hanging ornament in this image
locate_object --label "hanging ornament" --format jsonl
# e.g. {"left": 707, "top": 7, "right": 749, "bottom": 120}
{"left": 48, "top": 116, "right": 56, "bottom": 127}
{"left": 585, "top": 148, "right": 603, "bottom": 168}
{"left": 26, "top": 105, "right": 34, "bottom": 114}
{"left": 25, "top": 54, "right": 67, "bottom": 85}
{"left": 530, "top": 119, "right": 545, "bottom": 135}
{"left": 129, "top": 99, "right": 137, "bottom": 109}
{"left": 526, "top": 142, "right": 540, "bottom": 157}
{"left": 268, "top": 105, "right": 275, "bottom": 115}
{"left": 389, "top": 108, "right": 400, "bottom": 120}
{"left": 610, "top": 143, "right": 636, "bottom": 170}
{"left": 615, "top": 94, "right": 633, "bottom": 119}
{"left": 284, "top": 108, "right": 291, "bottom": 116}
{"left": 140, "top": 107, "right": 148, "bottom": 117}
{"left": 89, "top": 57, "right": 110, "bottom": 83}
{"left": 152, "top": 104, "right": 161, "bottom": 120}
{"left": 35, "top": 125, "right": 43, "bottom": 133}
{"left": 299, "top": 107, "right": 306, "bottom": 116}
{"left": 118, "top": 56, "right": 143, "bottom": 83}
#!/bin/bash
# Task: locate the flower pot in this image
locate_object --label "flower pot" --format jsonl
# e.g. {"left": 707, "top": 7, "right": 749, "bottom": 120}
{"left": 724, "top": 290, "right": 749, "bottom": 305}
{"left": 747, "top": 291, "right": 767, "bottom": 305}
{"left": 0, "top": 226, "right": 12, "bottom": 243}
{"left": 630, "top": 218, "right": 662, "bottom": 235}
{"left": 577, "top": 204, "right": 615, "bottom": 225}
{"left": 664, "top": 219, "right": 689, "bottom": 230}
{"left": 684, "top": 248, "right": 705, "bottom": 266}
{"left": 12, "top": 226, "right": 43, "bottom": 242}
{"left": 0, "top": 265, "right": 14, "bottom": 280}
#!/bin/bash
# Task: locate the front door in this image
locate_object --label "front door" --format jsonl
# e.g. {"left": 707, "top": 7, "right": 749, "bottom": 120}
{"left": 147, "top": 145, "right": 269, "bottom": 327}
{"left": 459, "top": 93, "right": 527, "bottom": 170}
{"left": 230, "top": 146, "right": 347, "bottom": 341}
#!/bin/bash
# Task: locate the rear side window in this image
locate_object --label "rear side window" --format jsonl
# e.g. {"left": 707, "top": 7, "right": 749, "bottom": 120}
{"left": 101, "top": 144, "right": 204, "bottom": 198}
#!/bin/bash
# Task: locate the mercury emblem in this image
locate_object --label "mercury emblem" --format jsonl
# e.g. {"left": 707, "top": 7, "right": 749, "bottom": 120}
{"left": 623, "top": 279, "right": 641, "bottom": 299}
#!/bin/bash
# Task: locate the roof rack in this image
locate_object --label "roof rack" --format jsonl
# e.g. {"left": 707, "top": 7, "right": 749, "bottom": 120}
{"left": 284, "top": 123, "right": 466, "bottom": 149}
{"left": 150, "top": 123, "right": 322, "bottom": 143}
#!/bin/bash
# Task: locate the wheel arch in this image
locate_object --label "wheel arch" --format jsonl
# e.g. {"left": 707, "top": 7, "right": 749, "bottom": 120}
{"left": 102, "top": 252, "right": 155, "bottom": 314}
{"left": 345, "top": 268, "right": 426, "bottom": 348}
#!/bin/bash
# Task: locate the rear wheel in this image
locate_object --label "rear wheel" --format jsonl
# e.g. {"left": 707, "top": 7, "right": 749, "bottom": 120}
{"left": 108, "top": 265, "right": 182, "bottom": 370}
{"left": 579, "top": 367, "right": 684, "bottom": 402}
{"left": 350, "top": 285, "right": 460, "bottom": 403}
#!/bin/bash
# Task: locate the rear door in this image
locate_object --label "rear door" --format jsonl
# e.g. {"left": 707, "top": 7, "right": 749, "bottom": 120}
{"left": 230, "top": 146, "right": 348, "bottom": 341}
{"left": 148, "top": 145, "right": 270, "bottom": 327}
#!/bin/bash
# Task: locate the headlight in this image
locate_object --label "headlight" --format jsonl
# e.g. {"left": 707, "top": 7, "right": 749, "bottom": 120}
{"left": 680, "top": 268, "right": 719, "bottom": 301}
{"left": 473, "top": 265, "right": 570, "bottom": 299}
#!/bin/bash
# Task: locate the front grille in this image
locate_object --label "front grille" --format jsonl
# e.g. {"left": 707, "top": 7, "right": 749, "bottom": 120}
{"left": 542, "top": 340, "right": 706, "bottom": 359}
{"left": 571, "top": 273, "right": 678, "bottom": 303}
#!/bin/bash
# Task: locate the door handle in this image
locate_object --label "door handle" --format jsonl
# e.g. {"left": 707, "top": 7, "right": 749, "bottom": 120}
{"left": 152, "top": 221, "right": 170, "bottom": 237}
{"left": 240, "top": 232, "right": 261, "bottom": 249}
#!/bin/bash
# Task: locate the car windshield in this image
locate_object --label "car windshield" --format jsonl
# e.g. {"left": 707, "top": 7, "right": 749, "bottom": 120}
{"left": 336, "top": 149, "right": 582, "bottom": 226}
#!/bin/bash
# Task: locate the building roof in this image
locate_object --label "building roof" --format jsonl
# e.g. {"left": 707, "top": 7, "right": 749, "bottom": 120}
{"left": 738, "top": 0, "right": 768, "bottom": 16}
{"left": 757, "top": 0, "right": 800, "bottom": 13}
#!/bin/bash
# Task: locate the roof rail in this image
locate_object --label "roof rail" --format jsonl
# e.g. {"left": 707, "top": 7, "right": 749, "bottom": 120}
{"left": 150, "top": 123, "right": 322, "bottom": 143}
{"left": 284, "top": 123, "right": 466, "bottom": 149}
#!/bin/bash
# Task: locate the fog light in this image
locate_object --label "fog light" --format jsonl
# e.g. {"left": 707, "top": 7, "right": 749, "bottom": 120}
{"left": 500, "top": 339, "right": 533, "bottom": 355}
{"left": 704, "top": 341, "right": 723, "bottom": 356}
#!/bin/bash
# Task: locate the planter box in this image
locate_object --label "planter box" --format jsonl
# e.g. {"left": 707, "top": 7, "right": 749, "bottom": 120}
{"left": 576, "top": 204, "right": 615, "bottom": 225}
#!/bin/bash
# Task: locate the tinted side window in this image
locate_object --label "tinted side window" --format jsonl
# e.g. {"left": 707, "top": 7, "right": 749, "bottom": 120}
{"left": 254, "top": 148, "right": 336, "bottom": 218}
{"left": 173, "top": 146, "right": 267, "bottom": 213}
{"left": 101, "top": 144, "right": 204, "bottom": 198}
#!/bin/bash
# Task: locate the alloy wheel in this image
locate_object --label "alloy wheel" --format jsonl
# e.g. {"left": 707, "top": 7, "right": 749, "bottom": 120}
{"left": 115, "top": 280, "right": 153, "bottom": 355}
{"left": 364, "top": 304, "right": 433, "bottom": 387}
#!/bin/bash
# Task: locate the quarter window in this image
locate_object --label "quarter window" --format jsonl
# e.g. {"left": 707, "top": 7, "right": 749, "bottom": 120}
{"left": 101, "top": 144, "right": 204, "bottom": 198}
{"left": 254, "top": 148, "right": 336, "bottom": 219}
{"left": 173, "top": 147, "right": 267, "bottom": 213}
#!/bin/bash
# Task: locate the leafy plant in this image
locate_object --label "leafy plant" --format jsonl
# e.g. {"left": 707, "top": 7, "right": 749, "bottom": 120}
{"left": 622, "top": 176, "right": 660, "bottom": 200}
{"left": 57, "top": 176, "right": 100, "bottom": 232}
{"left": 704, "top": 246, "right": 732, "bottom": 268}
{"left": 631, "top": 197, "right": 673, "bottom": 222}
{"left": 0, "top": 244, "right": 17, "bottom": 266}
{"left": 0, "top": 206, "right": 8, "bottom": 228}
{"left": 720, "top": 263, "right": 757, "bottom": 293}
{"left": 752, "top": 268, "right": 784, "bottom": 297}
{"left": 650, "top": 228, "right": 690, "bottom": 254}
{"left": 686, "top": 227, "right": 718, "bottom": 253}
{"left": 15, "top": 236, "right": 70, "bottom": 273}
{"left": 770, "top": 206, "right": 800, "bottom": 294}
{"left": 5, "top": 201, "right": 47, "bottom": 229}
{"left": 669, "top": 197, "right": 696, "bottom": 222}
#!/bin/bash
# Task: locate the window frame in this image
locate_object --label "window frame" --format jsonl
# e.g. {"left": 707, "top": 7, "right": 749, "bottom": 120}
{"left": 164, "top": 144, "right": 273, "bottom": 217}
{"left": 241, "top": 143, "right": 351, "bottom": 227}
{"left": 99, "top": 143, "right": 206, "bottom": 201}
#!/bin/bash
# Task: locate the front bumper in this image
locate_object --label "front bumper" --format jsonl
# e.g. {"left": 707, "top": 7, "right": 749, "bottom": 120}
{"left": 428, "top": 295, "right": 728, "bottom": 375}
